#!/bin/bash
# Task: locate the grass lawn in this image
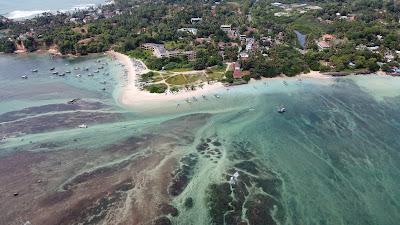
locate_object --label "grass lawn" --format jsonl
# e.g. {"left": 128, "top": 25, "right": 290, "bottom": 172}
{"left": 206, "top": 71, "right": 225, "bottom": 81}
{"left": 185, "top": 73, "right": 204, "bottom": 83}
{"left": 208, "top": 64, "right": 227, "bottom": 73}
{"left": 205, "top": 65, "right": 226, "bottom": 81}
{"left": 166, "top": 74, "right": 188, "bottom": 85}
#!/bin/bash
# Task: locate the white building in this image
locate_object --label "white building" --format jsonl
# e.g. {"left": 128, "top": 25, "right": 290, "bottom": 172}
{"left": 177, "top": 28, "right": 198, "bottom": 35}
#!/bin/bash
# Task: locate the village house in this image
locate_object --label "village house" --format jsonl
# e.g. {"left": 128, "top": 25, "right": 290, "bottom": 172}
{"left": 141, "top": 43, "right": 195, "bottom": 59}
{"left": 239, "top": 52, "right": 250, "bottom": 60}
{"left": 220, "top": 24, "right": 232, "bottom": 33}
{"left": 232, "top": 62, "right": 242, "bottom": 78}
{"left": 142, "top": 43, "right": 168, "bottom": 58}
{"left": 245, "top": 38, "right": 255, "bottom": 52}
{"left": 317, "top": 34, "right": 336, "bottom": 51}
{"left": 220, "top": 25, "right": 238, "bottom": 39}
{"left": 190, "top": 17, "right": 203, "bottom": 24}
{"left": 317, "top": 41, "right": 330, "bottom": 50}
{"left": 177, "top": 28, "right": 198, "bottom": 35}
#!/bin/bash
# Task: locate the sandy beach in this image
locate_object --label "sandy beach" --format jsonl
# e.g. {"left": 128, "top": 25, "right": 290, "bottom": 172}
{"left": 107, "top": 51, "right": 225, "bottom": 108}
{"left": 108, "top": 51, "right": 337, "bottom": 109}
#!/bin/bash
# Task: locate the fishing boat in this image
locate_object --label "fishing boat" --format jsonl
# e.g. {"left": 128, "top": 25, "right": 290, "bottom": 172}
{"left": 59, "top": 73, "right": 66, "bottom": 76}
{"left": 88, "top": 73, "right": 94, "bottom": 76}
{"left": 52, "top": 71, "right": 59, "bottom": 75}
{"left": 68, "top": 98, "right": 80, "bottom": 104}
{"left": 214, "top": 94, "right": 221, "bottom": 99}
{"left": 50, "top": 67, "right": 55, "bottom": 71}
{"left": 65, "top": 71, "right": 71, "bottom": 73}
{"left": 277, "top": 106, "right": 286, "bottom": 113}
{"left": 21, "top": 75, "right": 28, "bottom": 79}
{"left": 94, "top": 70, "right": 100, "bottom": 73}
{"left": 76, "top": 74, "right": 81, "bottom": 78}
{"left": 31, "top": 69, "right": 38, "bottom": 72}
{"left": 78, "top": 124, "right": 88, "bottom": 128}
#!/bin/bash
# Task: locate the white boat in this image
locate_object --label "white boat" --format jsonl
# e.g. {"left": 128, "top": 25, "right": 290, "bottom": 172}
{"left": 31, "top": 69, "right": 38, "bottom": 72}
{"left": 76, "top": 74, "right": 81, "bottom": 78}
{"left": 278, "top": 107, "right": 286, "bottom": 113}
{"left": 21, "top": 75, "right": 28, "bottom": 79}
{"left": 78, "top": 124, "right": 88, "bottom": 128}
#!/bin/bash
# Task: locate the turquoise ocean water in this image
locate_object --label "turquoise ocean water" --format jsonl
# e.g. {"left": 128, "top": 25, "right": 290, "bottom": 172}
{"left": 0, "top": 54, "right": 399, "bottom": 225}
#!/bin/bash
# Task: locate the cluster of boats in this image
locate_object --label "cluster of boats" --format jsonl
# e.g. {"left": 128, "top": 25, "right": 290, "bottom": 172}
{"left": 20, "top": 59, "right": 110, "bottom": 91}
{"left": 21, "top": 59, "right": 109, "bottom": 80}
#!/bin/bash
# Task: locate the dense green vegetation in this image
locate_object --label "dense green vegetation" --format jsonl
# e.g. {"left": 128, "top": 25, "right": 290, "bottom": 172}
{"left": 1, "top": 0, "right": 400, "bottom": 81}
{"left": 144, "top": 83, "right": 168, "bottom": 93}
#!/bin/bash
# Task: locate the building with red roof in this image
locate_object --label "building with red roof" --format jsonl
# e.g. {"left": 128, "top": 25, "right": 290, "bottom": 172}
{"left": 233, "top": 62, "right": 242, "bottom": 78}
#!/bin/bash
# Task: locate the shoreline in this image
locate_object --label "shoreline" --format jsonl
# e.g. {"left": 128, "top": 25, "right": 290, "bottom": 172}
{"left": 107, "top": 51, "right": 396, "bottom": 108}
{"left": 107, "top": 51, "right": 225, "bottom": 108}
{"left": 108, "top": 51, "right": 333, "bottom": 106}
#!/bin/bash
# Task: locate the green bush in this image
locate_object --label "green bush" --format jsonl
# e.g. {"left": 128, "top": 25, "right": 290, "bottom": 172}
{"left": 145, "top": 83, "right": 168, "bottom": 93}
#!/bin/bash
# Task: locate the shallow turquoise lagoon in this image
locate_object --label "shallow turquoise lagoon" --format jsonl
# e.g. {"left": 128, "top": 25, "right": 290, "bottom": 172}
{"left": 0, "top": 54, "right": 399, "bottom": 225}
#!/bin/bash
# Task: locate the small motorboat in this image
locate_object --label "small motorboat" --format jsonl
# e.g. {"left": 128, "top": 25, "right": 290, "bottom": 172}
{"left": 21, "top": 75, "right": 28, "bottom": 79}
{"left": 52, "top": 71, "right": 59, "bottom": 75}
{"left": 94, "top": 70, "right": 100, "bottom": 73}
{"left": 50, "top": 67, "right": 55, "bottom": 71}
{"left": 78, "top": 124, "right": 88, "bottom": 128}
{"left": 31, "top": 69, "right": 38, "bottom": 72}
{"left": 214, "top": 94, "right": 221, "bottom": 99}
{"left": 277, "top": 106, "right": 286, "bottom": 113}
{"left": 65, "top": 71, "right": 71, "bottom": 73}
{"left": 76, "top": 74, "right": 81, "bottom": 78}
{"left": 59, "top": 73, "right": 66, "bottom": 76}
{"left": 68, "top": 98, "right": 80, "bottom": 104}
{"left": 88, "top": 73, "right": 94, "bottom": 76}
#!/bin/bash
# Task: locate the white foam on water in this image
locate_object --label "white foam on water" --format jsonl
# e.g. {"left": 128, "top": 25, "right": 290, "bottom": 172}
{"left": 6, "top": 10, "right": 50, "bottom": 19}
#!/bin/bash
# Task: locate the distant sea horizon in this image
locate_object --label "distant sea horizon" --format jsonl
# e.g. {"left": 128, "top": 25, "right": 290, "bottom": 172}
{"left": 0, "top": 0, "right": 109, "bottom": 20}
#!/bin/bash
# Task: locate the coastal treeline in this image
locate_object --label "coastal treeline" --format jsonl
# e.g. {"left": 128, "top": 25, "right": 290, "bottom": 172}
{"left": 1, "top": 0, "right": 400, "bottom": 81}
